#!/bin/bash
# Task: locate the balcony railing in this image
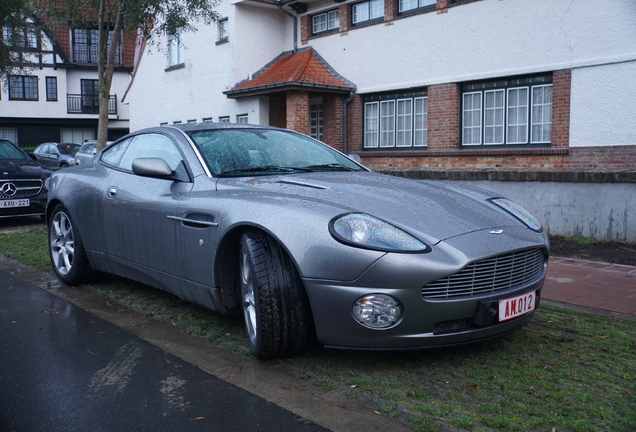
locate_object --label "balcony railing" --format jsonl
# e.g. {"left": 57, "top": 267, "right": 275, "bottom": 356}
{"left": 67, "top": 94, "right": 117, "bottom": 115}
{"left": 73, "top": 44, "right": 122, "bottom": 65}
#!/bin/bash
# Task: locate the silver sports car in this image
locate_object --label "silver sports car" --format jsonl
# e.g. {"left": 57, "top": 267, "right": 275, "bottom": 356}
{"left": 46, "top": 123, "right": 549, "bottom": 359}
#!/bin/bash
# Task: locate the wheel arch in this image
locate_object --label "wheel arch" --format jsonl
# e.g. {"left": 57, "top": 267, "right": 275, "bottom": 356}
{"left": 45, "top": 198, "right": 64, "bottom": 224}
{"left": 215, "top": 223, "right": 307, "bottom": 313}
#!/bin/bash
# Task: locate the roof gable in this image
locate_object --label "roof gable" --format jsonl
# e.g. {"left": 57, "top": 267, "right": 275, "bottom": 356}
{"left": 225, "top": 48, "right": 355, "bottom": 98}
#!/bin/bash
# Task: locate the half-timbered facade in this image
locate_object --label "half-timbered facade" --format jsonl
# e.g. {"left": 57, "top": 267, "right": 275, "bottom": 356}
{"left": 0, "top": 15, "right": 134, "bottom": 147}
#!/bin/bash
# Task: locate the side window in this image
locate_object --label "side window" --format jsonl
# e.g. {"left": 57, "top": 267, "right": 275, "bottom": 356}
{"left": 118, "top": 133, "right": 183, "bottom": 171}
{"left": 101, "top": 137, "right": 132, "bottom": 166}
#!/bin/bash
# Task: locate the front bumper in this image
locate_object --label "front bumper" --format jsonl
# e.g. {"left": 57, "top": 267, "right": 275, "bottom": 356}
{"left": 303, "top": 227, "right": 548, "bottom": 349}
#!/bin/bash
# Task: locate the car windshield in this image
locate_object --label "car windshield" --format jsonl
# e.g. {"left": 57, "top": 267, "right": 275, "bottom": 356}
{"left": 59, "top": 143, "right": 81, "bottom": 155}
{"left": 188, "top": 129, "right": 364, "bottom": 177}
{"left": 0, "top": 141, "right": 28, "bottom": 160}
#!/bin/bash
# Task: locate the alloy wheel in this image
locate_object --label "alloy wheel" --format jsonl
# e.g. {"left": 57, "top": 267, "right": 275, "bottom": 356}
{"left": 50, "top": 211, "right": 75, "bottom": 276}
{"left": 240, "top": 246, "right": 258, "bottom": 346}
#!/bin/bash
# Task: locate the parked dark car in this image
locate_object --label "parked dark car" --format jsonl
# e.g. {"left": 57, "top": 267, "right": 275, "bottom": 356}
{"left": 74, "top": 140, "right": 113, "bottom": 165}
{"left": 46, "top": 123, "right": 549, "bottom": 359}
{"left": 0, "top": 139, "right": 52, "bottom": 218}
{"left": 32, "top": 142, "right": 81, "bottom": 168}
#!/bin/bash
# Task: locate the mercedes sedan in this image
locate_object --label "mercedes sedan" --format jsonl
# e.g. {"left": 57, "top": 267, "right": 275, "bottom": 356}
{"left": 0, "top": 139, "right": 52, "bottom": 219}
{"left": 46, "top": 123, "right": 549, "bottom": 359}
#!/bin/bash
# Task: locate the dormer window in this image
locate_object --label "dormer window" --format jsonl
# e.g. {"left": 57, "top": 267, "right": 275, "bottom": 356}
{"left": 72, "top": 27, "right": 121, "bottom": 65}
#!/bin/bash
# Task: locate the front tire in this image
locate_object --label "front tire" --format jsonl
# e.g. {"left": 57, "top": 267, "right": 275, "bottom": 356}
{"left": 239, "top": 231, "right": 310, "bottom": 359}
{"left": 48, "top": 204, "right": 96, "bottom": 285}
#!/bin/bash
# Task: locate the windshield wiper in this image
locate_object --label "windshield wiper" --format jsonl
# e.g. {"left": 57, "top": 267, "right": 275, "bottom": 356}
{"left": 218, "top": 165, "right": 313, "bottom": 177}
{"left": 304, "top": 163, "right": 356, "bottom": 171}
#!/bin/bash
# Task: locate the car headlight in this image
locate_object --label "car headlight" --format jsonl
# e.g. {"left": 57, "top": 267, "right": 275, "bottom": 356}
{"left": 490, "top": 198, "right": 542, "bottom": 232}
{"left": 329, "top": 213, "right": 430, "bottom": 253}
{"left": 353, "top": 294, "right": 402, "bottom": 329}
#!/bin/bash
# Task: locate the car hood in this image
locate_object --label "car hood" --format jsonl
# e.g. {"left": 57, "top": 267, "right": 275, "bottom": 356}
{"left": 216, "top": 171, "right": 525, "bottom": 244}
{"left": 0, "top": 160, "right": 52, "bottom": 179}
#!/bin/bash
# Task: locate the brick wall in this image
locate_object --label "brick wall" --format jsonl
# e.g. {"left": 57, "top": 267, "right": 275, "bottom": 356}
{"left": 363, "top": 146, "right": 636, "bottom": 171}
{"left": 286, "top": 91, "right": 310, "bottom": 134}
{"left": 428, "top": 83, "right": 460, "bottom": 150}
{"left": 551, "top": 69, "right": 571, "bottom": 150}
{"left": 346, "top": 95, "right": 363, "bottom": 154}
{"left": 342, "top": 67, "right": 634, "bottom": 172}
{"left": 322, "top": 94, "right": 344, "bottom": 152}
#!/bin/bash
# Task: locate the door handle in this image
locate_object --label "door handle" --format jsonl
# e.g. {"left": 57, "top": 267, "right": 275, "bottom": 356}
{"left": 107, "top": 187, "right": 117, "bottom": 198}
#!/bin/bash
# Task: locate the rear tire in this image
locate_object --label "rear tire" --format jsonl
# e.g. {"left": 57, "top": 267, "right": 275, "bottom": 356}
{"left": 48, "top": 204, "right": 96, "bottom": 285}
{"left": 239, "top": 231, "right": 310, "bottom": 359}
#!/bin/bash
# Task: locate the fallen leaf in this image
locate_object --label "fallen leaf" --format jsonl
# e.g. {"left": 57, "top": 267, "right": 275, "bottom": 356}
{"left": 467, "top": 385, "right": 480, "bottom": 392}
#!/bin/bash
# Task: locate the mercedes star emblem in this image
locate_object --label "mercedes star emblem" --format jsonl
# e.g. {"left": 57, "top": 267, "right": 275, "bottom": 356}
{"left": 1, "top": 182, "right": 18, "bottom": 197}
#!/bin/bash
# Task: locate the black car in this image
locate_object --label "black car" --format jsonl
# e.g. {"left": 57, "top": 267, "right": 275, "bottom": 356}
{"left": 32, "top": 142, "right": 81, "bottom": 168}
{"left": 0, "top": 139, "right": 53, "bottom": 218}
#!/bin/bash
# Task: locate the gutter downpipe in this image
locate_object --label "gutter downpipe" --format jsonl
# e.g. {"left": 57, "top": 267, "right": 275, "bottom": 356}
{"left": 342, "top": 89, "right": 355, "bottom": 154}
{"left": 277, "top": 3, "right": 298, "bottom": 53}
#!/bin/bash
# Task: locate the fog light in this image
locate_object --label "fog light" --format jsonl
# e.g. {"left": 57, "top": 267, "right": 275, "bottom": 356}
{"left": 352, "top": 294, "right": 402, "bottom": 329}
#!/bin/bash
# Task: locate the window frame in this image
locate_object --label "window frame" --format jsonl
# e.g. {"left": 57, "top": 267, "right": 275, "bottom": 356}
{"left": 398, "top": 0, "right": 435, "bottom": 14}
{"left": 8, "top": 75, "right": 38, "bottom": 101}
{"left": 460, "top": 74, "right": 553, "bottom": 148}
{"left": 312, "top": 9, "right": 340, "bottom": 34}
{"left": 363, "top": 88, "right": 428, "bottom": 150}
{"left": 3, "top": 26, "right": 39, "bottom": 50}
{"left": 45, "top": 76, "right": 58, "bottom": 101}
{"left": 218, "top": 18, "right": 229, "bottom": 41}
{"left": 72, "top": 27, "right": 121, "bottom": 65}
{"left": 530, "top": 84, "right": 553, "bottom": 144}
{"left": 352, "top": 0, "right": 384, "bottom": 25}
{"left": 167, "top": 34, "right": 184, "bottom": 67}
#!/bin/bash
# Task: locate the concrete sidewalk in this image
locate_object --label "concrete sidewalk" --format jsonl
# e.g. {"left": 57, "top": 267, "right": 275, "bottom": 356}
{"left": 542, "top": 257, "right": 636, "bottom": 318}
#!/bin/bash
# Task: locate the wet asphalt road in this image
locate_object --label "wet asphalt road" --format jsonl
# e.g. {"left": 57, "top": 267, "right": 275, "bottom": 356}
{"left": 0, "top": 269, "right": 329, "bottom": 432}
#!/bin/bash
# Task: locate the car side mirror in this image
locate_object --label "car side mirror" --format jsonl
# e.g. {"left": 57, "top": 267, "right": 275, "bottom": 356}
{"left": 348, "top": 154, "right": 361, "bottom": 163}
{"left": 132, "top": 157, "right": 173, "bottom": 177}
{"left": 132, "top": 158, "right": 190, "bottom": 182}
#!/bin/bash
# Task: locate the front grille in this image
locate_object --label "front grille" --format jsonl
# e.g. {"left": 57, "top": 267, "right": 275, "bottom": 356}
{"left": 0, "top": 179, "right": 44, "bottom": 199}
{"left": 422, "top": 248, "right": 547, "bottom": 299}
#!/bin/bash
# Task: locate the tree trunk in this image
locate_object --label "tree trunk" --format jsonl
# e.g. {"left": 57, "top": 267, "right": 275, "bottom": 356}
{"left": 96, "top": 0, "right": 124, "bottom": 151}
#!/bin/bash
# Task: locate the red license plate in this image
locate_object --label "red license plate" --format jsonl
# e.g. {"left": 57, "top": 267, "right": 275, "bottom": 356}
{"left": 498, "top": 290, "right": 536, "bottom": 322}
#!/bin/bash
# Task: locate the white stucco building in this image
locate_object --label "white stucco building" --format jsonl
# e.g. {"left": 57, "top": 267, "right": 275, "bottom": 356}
{"left": 127, "top": 0, "right": 636, "bottom": 241}
{"left": 127, "top": 0, "right": 635, "bottom": 171}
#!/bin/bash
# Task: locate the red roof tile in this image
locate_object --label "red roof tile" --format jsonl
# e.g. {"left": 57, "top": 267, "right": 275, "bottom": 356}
{"left": 226, "top": 49, "right": 353, "bottom": 96}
